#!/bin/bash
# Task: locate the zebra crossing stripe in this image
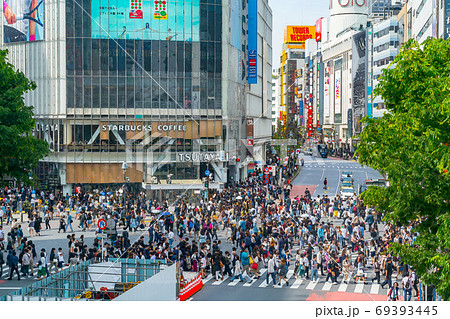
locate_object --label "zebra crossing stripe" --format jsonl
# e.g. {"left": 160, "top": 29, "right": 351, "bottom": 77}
{"left": 322, "top": 282, "right": 333, "bottom": 291}
{"left": 228, "top": 278, "right": 241, "bottom": 286}
{"left": 243, "top": 269, "right": 268, "bottom": 287}
{"left": 274, "top": 270, "right": 294, "bottom": 288}
{"left": 338, "top": 280, "right": 348, "bottom": 292}
{"left": 290, "top": 278, "right": 303, "bottom": 289}
{"left": 212, "top": 275, "right": 229, "bottom": 285}
{"left": 306, "top": 280, "right": 318, "bottom": 290}
{"left": 354, "top": 283, "right": 364, "bottom": 293}
{"left": 202, "top": 274, "right": 213, "bottom": 284}
{"left": 258, "top": 280, "right": 270, "bottom": 288}
{"left": 370, "top": 284, "right": 380, "bottom": 294}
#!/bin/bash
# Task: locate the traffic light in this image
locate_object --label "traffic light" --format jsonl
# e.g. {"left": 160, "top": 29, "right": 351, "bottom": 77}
{"left": 204, "top": 178, "right": 209, "bottom": 188}
{"left": 236, "top": 158, "right": 240, "bottom": 163}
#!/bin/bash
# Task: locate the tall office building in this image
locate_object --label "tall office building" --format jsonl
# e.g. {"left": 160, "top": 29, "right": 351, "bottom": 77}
{"left": 1, "top": 0, "right": 272, "bottom": 197}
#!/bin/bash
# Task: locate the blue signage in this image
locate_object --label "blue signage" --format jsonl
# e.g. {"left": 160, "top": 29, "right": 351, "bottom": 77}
{"left": 445, "top": 0, "right": 450, "bottom": 40}
{"left": 248, "top": 0, "right": 258, "bottom": 84}
{"left": 205, "top": 170, "right": 211, "bottom": 176}
{"left": 264, "top": 179, "right": 269, "bottom": 184}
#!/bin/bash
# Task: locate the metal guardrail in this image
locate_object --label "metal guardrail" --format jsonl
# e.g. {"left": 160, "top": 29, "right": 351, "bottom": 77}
{"left": 0, "top": 258, "right": 167, "bottom": 301}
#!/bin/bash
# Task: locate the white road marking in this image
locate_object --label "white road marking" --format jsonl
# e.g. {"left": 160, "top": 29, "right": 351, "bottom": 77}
{"left": 322, "top": 281, "right": 333, "bottom": 291}
{"left": 338, "top": 280, "right": 348, "bottom": 292}
{"left": 354, "top": 283, "right": 364, "bottom": 293}
{"left": 290, "top": 278, "right": 303, "bottom": 289}
{"left": 228, "top": 278, "right": 241, "bottom": 286}
{"left": 202, "top": 274, "right": 213, "bottom": 284}
{"left": 306, "top": 280, "right": 319, "bottom": 290}
{"left": 212, "top": 275, "right": 229, "bottom": 285}
{"left": 370, "top": 284, "right": 380, "bottom": 294}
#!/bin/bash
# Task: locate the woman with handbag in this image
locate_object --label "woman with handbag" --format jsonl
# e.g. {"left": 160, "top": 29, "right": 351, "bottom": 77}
{"left": 251, "top": 251, "right": 260, "bottom": 278}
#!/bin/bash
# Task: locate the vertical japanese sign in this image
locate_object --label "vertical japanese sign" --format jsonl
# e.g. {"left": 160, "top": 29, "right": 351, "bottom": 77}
{"left": 248, "top": 0, "right": 258, "bottom": 84}
{"left": 445, "top": 0, "right": 450, "bottom": 40}
{"left": 334, "top": 69, "right": 342, "bottom": 114}
{"left": 324, "top": 62, "right": 330, "bottom": 117}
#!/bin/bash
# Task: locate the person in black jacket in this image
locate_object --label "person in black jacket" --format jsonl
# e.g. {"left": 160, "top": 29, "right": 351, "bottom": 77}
{"left": 7, "top": 250, "right": 20, "bottom": 280}
{"left": 381, "top": 258, "right": 394, "bottom": 289}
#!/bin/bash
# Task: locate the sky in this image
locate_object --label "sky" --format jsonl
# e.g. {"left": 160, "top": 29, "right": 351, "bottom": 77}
{"left": 268, "top": 0, "right": 330, "bottom": 69}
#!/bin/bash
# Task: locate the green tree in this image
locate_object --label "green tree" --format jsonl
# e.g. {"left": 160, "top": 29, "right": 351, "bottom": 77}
{"left": 0, "top": 49, "right": 49, "bottom": 185}
{"left": 357, "top": 38, "right": 450, "bottom": 300}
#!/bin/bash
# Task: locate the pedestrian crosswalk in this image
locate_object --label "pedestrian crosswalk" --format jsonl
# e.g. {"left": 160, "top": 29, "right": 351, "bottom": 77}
{"left": 1, "top": 263, "right": 69, "bottom": 281}
{"left": 202, "top": 271, "right": 389, "bottom": 295}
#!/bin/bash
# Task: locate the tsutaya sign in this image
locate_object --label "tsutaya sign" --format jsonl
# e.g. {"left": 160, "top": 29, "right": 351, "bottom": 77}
{"left": 178, "top": 152, "right": 227, "bottom": 162}
{"left": 102, "top": 124, "right": 187, "bottom": 132}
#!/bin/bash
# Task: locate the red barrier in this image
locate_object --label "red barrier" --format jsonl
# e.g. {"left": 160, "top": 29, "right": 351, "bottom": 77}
{"left": 179, "top": 275, "right": 203, "bottom": 301}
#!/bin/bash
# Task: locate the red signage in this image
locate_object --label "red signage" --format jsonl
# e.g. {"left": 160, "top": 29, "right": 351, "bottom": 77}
{"left": 315, "top": 18, "right": 323, "bottom": 42}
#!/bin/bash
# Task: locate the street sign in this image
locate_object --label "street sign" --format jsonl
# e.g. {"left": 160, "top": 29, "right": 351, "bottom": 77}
{"left": 264, "top": 167, "right": 269, "bottom": 173}
{"left": 264, "top": 179, "right": 269, "bottom": 184}
{"left": 205, "top": 170, "right": 211, "bottom": 176}
{"left": 283, "top": 166, "right": 287, "bottom": 170}
{"left": 98, "top": 218, "right": 107, "bottom": 230}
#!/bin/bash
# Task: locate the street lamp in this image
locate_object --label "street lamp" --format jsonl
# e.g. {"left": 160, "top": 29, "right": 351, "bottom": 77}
{"left": 122, "top": 161, "right": 128, "bottom": 219}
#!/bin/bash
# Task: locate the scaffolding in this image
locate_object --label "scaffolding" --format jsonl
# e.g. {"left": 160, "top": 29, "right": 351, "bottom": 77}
{"left": 0, "top": 258, "right": 168, "bottom": 301}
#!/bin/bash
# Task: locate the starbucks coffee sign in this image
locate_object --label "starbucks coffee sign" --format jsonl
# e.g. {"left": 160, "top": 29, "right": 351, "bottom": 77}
{"left": 102, "top": 124, "right": 187, "bottom": 132}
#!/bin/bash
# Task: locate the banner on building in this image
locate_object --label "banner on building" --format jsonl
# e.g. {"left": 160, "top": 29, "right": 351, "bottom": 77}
{"left": 248, "top": 0, "right": 258, "bottom": 84}
{"left": 352, "top": 30, "right": 367, "bottom": 134}
{"left": 2, "top": 0, "right": 45, "bottom": 43}
{"left": 445, "top": 0, "right": 450, "bottom": 40}
{"left": 91, "top": 0, "right": 199, "bottom": 41}
{"left": 334, "top": 68, "right": 342, "bottom": 115}
{"left": 285, "top": 25, "right": 316, "bottom": 44}
{"left": 315, "top": 18, "right": 323, "bottom": 42}
{"left": 324, "top": 61, "right": 330, "bottom": 117}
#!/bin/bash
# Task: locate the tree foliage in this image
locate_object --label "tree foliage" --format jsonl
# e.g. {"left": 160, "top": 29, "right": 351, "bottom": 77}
{"left": 0, "top": 49, "right": 49, "bottom": 185}
{"left": 357, "top": 38, "right": 450, "bottom": 300}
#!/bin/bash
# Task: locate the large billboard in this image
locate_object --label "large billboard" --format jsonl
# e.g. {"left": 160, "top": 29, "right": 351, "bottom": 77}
{"left": 2, "top": 0, "right": 44, "bottom": 43}
{"left": 285, "top": 25, "right": 316, "bottom": 44}
{"left": 91, "top": 0, "right": 199, "bottom": 41}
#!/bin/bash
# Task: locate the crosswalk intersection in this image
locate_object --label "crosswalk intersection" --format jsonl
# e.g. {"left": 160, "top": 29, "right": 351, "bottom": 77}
{"left": 202, "top": 271, "right": 386, "bottom": 295}
{"left": 1, "top": 263, "right": 69, "bottom": 281}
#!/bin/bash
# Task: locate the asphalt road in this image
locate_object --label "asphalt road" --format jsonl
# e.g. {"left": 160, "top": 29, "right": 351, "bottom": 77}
{"left": 192, "top": 156, "right": 389, "bottom": 301}
{"left": 293, "top": 154, "right": 383, "bottom": 199}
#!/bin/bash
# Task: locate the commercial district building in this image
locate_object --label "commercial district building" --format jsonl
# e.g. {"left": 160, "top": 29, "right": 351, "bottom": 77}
{"left": 1, "top": 0, "right": 273, "bottom": 197}
{"left": 273, "top": 0, "right": 450, "bottom": 155}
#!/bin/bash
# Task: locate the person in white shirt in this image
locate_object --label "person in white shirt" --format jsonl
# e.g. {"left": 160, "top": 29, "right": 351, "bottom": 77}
{"left": 266, "top": 255, "right": 277, "bottom": 286}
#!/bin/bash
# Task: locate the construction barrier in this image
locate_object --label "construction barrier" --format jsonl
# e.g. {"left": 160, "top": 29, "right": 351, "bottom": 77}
{"left": 179, "top": 274, "right": 203, "bottom": 301}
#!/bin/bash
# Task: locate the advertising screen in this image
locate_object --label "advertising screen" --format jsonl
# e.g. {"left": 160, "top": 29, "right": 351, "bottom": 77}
{"left": 91, "top": 0, "right": 199, "bottom": 41}
{"left": 2, "top": 0, "right": 44, "bottom": 43}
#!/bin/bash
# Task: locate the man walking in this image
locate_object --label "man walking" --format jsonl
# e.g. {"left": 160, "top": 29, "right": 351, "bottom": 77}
{"left": 7, "top": 251, "right": 20, "bottom": 280}
{"left": 381, "top": 258, "right": 394, "bottom": 289}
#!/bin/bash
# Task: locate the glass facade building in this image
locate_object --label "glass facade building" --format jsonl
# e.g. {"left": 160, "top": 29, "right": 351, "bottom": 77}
{"left": 1, "top": 0, "right": 273, "bottom": 195}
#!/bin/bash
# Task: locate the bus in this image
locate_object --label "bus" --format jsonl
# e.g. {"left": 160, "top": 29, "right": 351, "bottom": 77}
{"left": 317, "top": 144, "right": 328, "bottom": 158}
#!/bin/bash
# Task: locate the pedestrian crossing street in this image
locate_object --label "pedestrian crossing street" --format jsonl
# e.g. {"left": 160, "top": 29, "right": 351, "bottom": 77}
{"left": 201, "top": 270, "right": 387, "bottom": 295}
{"left": 1, "top": 263, "right": 69, "bottom": 281}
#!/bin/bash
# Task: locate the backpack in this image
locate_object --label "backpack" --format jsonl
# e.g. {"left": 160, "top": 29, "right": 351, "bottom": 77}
{"left": 404, "top": 277, "right": 411, "bottom": 290}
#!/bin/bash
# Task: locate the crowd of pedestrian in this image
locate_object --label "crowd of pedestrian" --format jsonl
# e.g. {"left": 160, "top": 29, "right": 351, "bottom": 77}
{"left": 0, "top": 152, "right": 421, "bottom": 301}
